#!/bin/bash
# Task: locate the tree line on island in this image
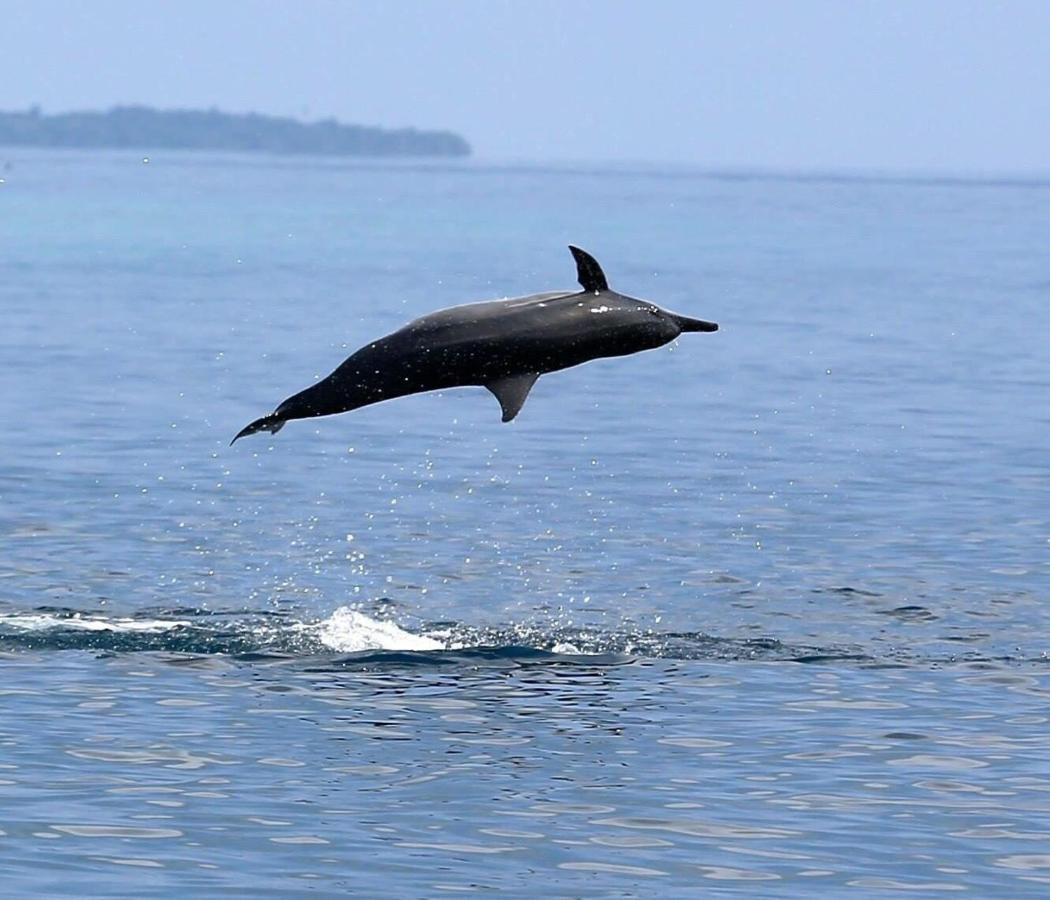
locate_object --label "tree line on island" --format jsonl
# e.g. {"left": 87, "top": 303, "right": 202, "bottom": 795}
{"left": 0, "top": 106, "right": 471, "bottom": 158}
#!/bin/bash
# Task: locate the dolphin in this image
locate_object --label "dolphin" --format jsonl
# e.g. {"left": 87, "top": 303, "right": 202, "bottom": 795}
{"left": 231, "top": 246, "right": 717, "bottom": 444}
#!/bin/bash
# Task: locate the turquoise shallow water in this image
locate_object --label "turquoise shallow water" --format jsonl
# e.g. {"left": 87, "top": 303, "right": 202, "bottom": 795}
{"left": 1, "top": 149, "right": 1049, "bottom": 896}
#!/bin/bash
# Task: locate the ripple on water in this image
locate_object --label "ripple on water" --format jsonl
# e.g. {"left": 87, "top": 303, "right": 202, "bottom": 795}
{"left": 996, "top": 855, "right": 1050, "bottom": 870}
{"left": 886, "top": 755, "right": 989, "bottom": 770}
{"left": 591, "top": 817, "right": 801, "bottom": 840}
{"left": 698, "top": 865, "right": 782, "bottom": 881}
{"left": 90, "top": 857, "right": 166, "bottom": 868}
{"left": 848, "top": 877, "right": 968, "bottom": 891}
{"left": 50, "top": 825, "right": 183, "bottom": 839}
{"left": 557, "top": 862, "right": 668, "bottom": 877}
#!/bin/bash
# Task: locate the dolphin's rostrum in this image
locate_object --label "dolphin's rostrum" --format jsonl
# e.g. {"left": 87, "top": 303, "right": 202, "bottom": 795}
{"left": 232, "top": 246, "right": 718, "bottom": 444}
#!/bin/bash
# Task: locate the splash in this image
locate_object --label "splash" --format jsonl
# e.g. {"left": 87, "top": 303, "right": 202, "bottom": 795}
{"left": 0, "top": 604, "right": 918, "bottom": 666}
{"left": 314, "top": 607, "right": 444, "bottom": 652}
{"left": 0, "top": 611, "right": 190, "bottom": 633}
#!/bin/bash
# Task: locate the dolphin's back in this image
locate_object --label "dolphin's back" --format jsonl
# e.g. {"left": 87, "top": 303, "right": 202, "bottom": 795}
{"left": 389, "top": 290, "right": 661, "bottom": 364}
{"left": 400, "top": 291, "right": 578, "bottom": 346}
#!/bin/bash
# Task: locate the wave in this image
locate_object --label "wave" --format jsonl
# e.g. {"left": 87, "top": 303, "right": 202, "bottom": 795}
{"left": 0, "top": 604, "right": 862, "bottom": 664}
{"left": 0, "top": 605, "right": 1030, "bottom": 668}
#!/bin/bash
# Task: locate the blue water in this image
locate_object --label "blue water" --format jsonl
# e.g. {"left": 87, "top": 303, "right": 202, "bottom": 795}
{"left": 2, "top": 149, "right": 1050, "bottom": 896}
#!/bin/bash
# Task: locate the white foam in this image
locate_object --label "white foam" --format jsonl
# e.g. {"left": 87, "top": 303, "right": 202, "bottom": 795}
{"left": 315, "top": 607, "right": 444, "bottom": 653}
{"left": 0, "top": 613, "right": 189, "bottom": 633}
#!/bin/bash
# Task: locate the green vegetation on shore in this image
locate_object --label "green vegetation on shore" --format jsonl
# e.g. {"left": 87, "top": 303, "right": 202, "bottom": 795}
{"left": 0, "top": 106, "right": 471, "bottom": 158}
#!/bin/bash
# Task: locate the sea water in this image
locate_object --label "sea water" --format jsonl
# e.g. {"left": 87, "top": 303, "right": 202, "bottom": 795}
{"left": 1, "top": 150, "right": 1049, "bottom": 896}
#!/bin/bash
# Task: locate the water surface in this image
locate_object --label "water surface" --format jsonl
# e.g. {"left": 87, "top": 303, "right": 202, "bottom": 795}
{"left": 1, "top": 150, "right": 1049, "bottom": 896}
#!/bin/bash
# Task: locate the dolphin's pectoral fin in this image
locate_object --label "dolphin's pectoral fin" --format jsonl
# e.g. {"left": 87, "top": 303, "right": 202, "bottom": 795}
{"left": 486, "top": 373, "right": 540, "bottom": 423}
{"left": 568, "top": 245, "right": 609, "bottom": 293}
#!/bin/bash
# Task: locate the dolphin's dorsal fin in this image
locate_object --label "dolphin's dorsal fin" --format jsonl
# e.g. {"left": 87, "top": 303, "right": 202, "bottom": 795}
{"left": 486, "top": 373, "right": 539, "bottom": 422}
{"left": 568, "top": 245, "right": 609, "bottom": 293}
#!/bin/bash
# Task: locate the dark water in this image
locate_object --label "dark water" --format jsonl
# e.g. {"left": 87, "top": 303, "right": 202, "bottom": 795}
{"left": 1, "top": 150, "right": 1049, "bottom": 896}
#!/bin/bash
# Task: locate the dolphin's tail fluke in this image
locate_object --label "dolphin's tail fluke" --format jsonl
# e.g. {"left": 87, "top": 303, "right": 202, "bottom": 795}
{"left": 230, "top": 414, "right": 287, "bottom": 445}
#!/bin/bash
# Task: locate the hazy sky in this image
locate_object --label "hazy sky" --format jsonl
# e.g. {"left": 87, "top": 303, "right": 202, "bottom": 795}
{"left": 3, "top": 0, "right": 1049, "bottom": 172}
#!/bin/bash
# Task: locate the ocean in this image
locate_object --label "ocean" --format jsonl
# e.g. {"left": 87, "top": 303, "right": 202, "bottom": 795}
{"left": 1, "top": 149, "right": 1049, "bottom": 896}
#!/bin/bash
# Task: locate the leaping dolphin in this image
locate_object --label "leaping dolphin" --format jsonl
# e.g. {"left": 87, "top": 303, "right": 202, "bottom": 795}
{"left": 231, "top": 246, "right": 718, "bottom": 444}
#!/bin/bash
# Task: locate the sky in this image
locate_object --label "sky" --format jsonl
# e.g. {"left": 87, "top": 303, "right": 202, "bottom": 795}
{"left": 2, "top": 0, "right": 1049, "bottom": 173}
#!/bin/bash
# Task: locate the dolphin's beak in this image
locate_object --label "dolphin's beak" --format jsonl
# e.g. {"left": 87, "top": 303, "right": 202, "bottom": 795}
{"left": 674, "top": 314, "right": 718, "bottom": 333}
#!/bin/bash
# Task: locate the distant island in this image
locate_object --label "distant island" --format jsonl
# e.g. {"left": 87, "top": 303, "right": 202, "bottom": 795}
{"left": 0, "top": 106, "right": 471, "bottom": 158}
